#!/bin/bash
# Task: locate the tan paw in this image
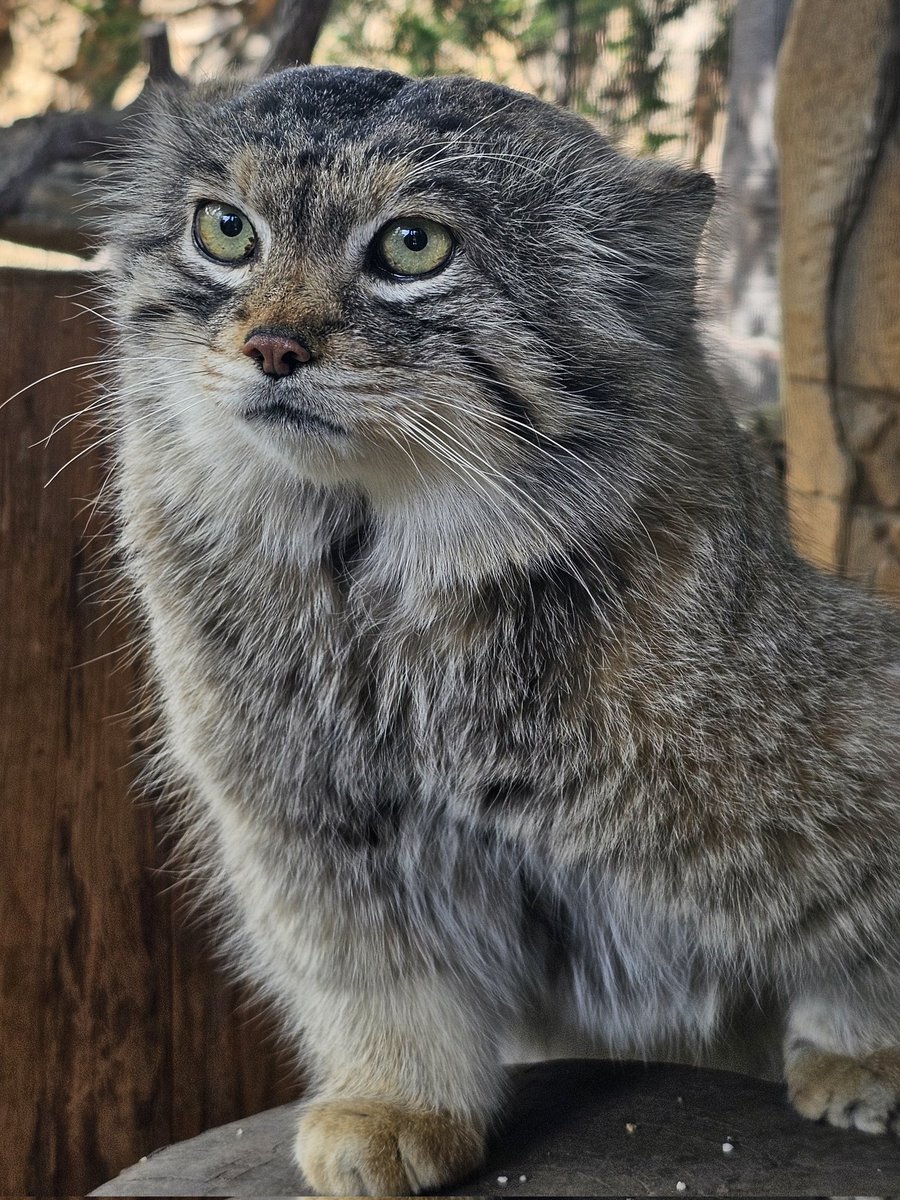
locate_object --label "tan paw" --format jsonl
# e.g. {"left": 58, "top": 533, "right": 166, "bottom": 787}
{"left": 295, "top": 1098, "right": 485, "bottom": 1196}
{"left": 787, "top": 1045, "right": 900, "bottom": 1134}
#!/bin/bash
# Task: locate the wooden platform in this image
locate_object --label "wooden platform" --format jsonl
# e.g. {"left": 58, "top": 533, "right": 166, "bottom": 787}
{"left": 90, "top": 1059, "right": 900, "bottom": 1195}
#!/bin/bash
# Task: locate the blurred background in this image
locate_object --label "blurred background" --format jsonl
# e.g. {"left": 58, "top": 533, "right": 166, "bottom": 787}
{"left": 1, "top": 1, "right": 898, "bottom": 1195}
{"left": 0, "top": 1, "right": 733, "bottom": 157}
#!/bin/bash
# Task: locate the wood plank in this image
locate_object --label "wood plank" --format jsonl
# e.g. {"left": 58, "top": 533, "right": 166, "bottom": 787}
{"left": 0, "top": 267, "right": 171, "bottom": 1194}
{"left": 91, "top": 1060, "right": 900, "bottom": 1196}
{"left": 0, "top": 267, "right": 298, "bottom": 1195}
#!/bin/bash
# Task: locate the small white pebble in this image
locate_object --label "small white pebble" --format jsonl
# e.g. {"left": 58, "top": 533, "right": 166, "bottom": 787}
{"left": 676, "top": 1182, "right": 687, "bottom": 1192}
{"left": 676, "top": 1095, "right": 684, "bottom": 1104}
{"left": 236, "top": 1127, "right": 243, "bottom": 1137}
{"left": 722, "top": 1141, "right": 734, "bottom": 1153}
{"left": 519, "top": 1175, "right": 527, "bottom": 1183}
{"left": 497, "top": 1175, "right": 508, "bottom": 1185}
{"left": 625, "top": 1121, "right": 637, "bottom": 1133}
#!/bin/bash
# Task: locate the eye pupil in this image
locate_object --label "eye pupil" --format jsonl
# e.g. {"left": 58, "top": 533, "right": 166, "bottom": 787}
{"left": 194, "top": 202, "right": 256, "bottom": 264}
{"left": 220, "top": 213, "right": 243, "bottom": 238}
{"left": 373, "top": 217, "right": 453, "bottom": 278}
{"left": 402, "top": 228, "right": 428, "bottom": 251}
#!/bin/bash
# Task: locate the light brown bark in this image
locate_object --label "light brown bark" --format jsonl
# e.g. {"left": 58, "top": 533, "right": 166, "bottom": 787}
{"left": 776, "top": 0, "right": 900, "bottom": 602}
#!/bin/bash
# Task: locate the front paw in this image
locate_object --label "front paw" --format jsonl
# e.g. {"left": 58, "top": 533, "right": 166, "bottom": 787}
{"left": 295, "top": 1098, "right": 485, "bottom": 1196}
{"left": 787, "top": 1045, "right": 900, "bottom": 1134}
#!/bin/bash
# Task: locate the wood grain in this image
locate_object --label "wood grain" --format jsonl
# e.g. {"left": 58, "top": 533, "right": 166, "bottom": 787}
{"left": 0, "top": 267, "right": 298, "bottom": 1196}
{"left": 91, "top": 1060, "right": 900, "bottom": 1196}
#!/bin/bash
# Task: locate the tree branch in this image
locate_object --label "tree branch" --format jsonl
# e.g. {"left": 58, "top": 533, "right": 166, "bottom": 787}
{"left": 0, "top": 22, "right": 184, "bottom": 250}
{"left": 262, "top": 0, "right": 334, "bottom": 71}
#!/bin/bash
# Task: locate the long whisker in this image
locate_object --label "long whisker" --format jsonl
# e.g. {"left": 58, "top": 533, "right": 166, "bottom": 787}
{"left": 421, "top": 370, "right": 674, "bottom": 565}
{"left": 1, "top": 360, "right": 110, "bottom": 413}
{"left": 422, "top": 406, "right": 623, "bottom": 614}
{"left": 391, "top": 411, "right": 524, "bottom": 537}
{"left": 396, "top": 403, "right": 614, "bottom": 621}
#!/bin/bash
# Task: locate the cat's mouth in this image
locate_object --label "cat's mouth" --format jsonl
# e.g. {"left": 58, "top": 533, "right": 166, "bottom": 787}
{"left": 242, "top": 400, "right": 348, "bottom": 438}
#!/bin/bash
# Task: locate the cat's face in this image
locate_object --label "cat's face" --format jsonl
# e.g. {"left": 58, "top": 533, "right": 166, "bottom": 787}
{"left": 108, "top": 67, "right": 712, "bottom": 527}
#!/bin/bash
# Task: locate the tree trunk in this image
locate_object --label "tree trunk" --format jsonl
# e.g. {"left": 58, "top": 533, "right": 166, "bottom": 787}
{"left": 263, "top": 0, "right": 334, "bottom": 71}
{"left": 709, "top": 0, "right": 792, "bottom": 419}
{"left": 776, "top": 0, "right": 900, "bottom": 602}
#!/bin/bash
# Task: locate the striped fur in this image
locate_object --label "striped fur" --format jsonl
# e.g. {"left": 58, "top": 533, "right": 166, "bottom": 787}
{"left": 102, "top": 67, "right": 900, "bottom": 1194}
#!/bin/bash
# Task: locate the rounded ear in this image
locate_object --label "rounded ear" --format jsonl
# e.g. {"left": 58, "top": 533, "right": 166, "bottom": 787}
{"left": 637, "top": 159, "right": 716, "bottom": 256}
{"left": 584, "top": 154, "right": 716, "bottom": 345}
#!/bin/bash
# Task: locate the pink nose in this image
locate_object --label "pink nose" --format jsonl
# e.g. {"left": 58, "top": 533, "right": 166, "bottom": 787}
{"left": 242, "top": 332, "right": 312, "bottom": 377}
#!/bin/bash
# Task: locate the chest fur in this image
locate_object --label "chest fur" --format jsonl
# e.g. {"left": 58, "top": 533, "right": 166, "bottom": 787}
{"left": 135, "top": 499, "right": 608, "bottom": 830}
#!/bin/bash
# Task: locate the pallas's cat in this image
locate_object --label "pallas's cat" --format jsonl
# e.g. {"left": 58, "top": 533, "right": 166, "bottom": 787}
{"left": 103, "top": 66, "right": 900, "bottom": 1194}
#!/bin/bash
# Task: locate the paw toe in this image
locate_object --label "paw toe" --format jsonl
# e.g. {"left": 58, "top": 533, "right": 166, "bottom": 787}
{"left": 295, "top": 1098, "right": 484, "bottom": 1196}
{"left": 788, "top": 1046, "right": 900, "bottom": 1136}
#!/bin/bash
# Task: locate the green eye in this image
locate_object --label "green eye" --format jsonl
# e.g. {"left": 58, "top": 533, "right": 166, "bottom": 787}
{"left": 193, "top": 201, "right": 257, "bottom": 263}
{"left": 374, "top": 217, "right": 454, "bottom": 278}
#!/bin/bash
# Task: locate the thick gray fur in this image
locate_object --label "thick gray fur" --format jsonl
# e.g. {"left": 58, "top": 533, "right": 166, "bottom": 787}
{"left": 101, "top": 66, "right": 900, "bottom": 1195}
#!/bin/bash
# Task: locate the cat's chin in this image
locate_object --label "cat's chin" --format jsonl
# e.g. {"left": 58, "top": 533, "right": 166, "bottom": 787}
{"left": 237, "top": 394, "right": 366, "bottom": 486}
{"left": 243, "top": 398, "right": 349, "bottom": 439}
{"left": 235, "top": 401, "right": 453, "bottom": 499}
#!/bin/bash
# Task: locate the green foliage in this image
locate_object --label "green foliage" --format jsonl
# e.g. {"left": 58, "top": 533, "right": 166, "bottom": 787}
{"left": 600, "top": 0, "right": 699, "bottom": 151}
{"left": 64, "top": 0, "right": 142, "bottom": 107}
{"left": 339, "top": 0, "right": 528, "bottom": 77}
{"left": 51, "top": 0, "right": 734, "bottom": 158}
{"left": 334, "top": 0, "right": 734, "bottom": 156}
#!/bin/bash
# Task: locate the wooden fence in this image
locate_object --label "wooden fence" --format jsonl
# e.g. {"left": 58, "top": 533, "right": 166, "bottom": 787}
{"left": 0, "top": 267, "right": 298, "bottom": 1196}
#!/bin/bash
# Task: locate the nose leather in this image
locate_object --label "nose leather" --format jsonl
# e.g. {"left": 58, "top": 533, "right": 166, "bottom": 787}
{"left": 242, "top": 332, "right": 313, "bottom": 377}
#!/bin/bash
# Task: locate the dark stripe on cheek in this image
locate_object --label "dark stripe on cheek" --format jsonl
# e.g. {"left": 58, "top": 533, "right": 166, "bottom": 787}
{"left": 129, "top": 234, "right": 176, "bottom": 255}
{"left": 177, "top": 263, "right": 232, "bottom": 292}
{"left": 163, "top": 284, "right": 233, "bottom": 321}
{"left": 459, "top": 346, "right": 538, "bottom": 444}
{"left": 130, "top": 302, "right": 176, "bottom": 323}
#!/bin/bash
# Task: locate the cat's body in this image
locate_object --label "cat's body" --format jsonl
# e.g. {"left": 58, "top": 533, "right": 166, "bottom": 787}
{"left": 106, "top": 66, "right": 900, "bottom": 1194}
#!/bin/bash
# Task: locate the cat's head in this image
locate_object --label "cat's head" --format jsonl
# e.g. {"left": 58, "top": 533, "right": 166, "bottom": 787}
{"left": 106, "top": 66, "right": 714, "bottom": 560}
